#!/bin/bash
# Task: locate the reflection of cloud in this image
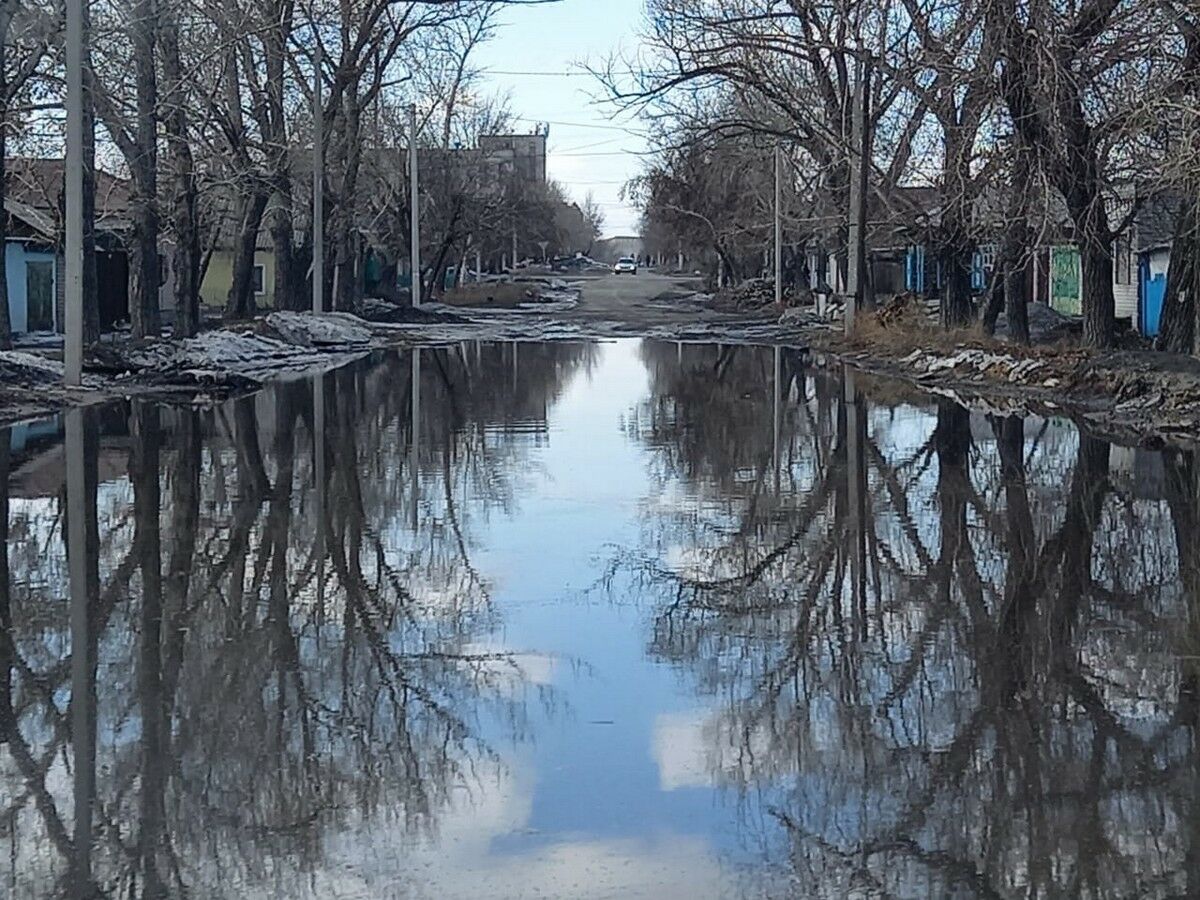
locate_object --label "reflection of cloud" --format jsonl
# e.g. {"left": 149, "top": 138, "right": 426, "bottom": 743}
{"left": 460, "top": 643, "right": 559, "bottom": 698}
{"left": 654, "top": 710, "right": 712, "bottom": 791}
{"left": 654, "top": 709, "right": 787, "bottom": 792}
{"left": 237, "top": 757, "right": 735, "bottom": 900}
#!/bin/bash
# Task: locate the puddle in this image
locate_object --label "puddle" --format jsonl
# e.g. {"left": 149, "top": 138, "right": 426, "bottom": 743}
{"left": 1, "top": 339, "right": 1195, "bottom": 898}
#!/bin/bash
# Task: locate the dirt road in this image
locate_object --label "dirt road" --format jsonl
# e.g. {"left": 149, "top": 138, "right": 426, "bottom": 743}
{"left": 563, "top": 271, "right": 728, "bottom": 326}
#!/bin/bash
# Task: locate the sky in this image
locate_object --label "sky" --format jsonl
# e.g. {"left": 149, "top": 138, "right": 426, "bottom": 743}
{"left": 472, "top": 0, "right": 650, "bottom": 238}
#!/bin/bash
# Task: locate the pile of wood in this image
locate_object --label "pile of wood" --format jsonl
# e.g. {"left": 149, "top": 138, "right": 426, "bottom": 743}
{"left": 716, "top": 279, "right": 782, "bottom": 311}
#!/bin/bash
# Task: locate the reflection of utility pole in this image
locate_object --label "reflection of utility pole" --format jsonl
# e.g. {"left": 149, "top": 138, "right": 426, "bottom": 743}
{"left": 66, "top": 408, "right": 96, "bottom": 889}
{"left": 774, "top": 144, "right": 783, "bottom": 308}
{"left": 313, "top": 373, "right": 326, "bottom": 624}
{"left": 844, "top": 369, "right": 867, "bottom": 634}
{"left": 64, "top": 0, "right": 84, "bottom": 384}
{"left": 409, "top": 104, "right": 421, "bottom": 309}
{"left": 845, "top": 56, "right": 871, "bottom": 334}
{"left": 773, "top": 347, "right": 783, "bottom": 487}
{"left": 312, "top": 36, "right": 324, "bottom": 314}
{"left": 410, "top": 348, "right": 420, "bottom": 531}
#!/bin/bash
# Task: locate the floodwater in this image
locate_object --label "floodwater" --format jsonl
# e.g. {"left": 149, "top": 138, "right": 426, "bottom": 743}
{"left": 0, "top": 339, "right": 1196, "bottom": 899}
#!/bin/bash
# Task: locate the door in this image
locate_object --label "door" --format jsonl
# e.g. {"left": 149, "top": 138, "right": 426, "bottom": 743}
{"left": 1142, "top": 273, "right": 1166, "bottom": 337}
{"left": 25, "top": 260, "right": 55, "bottom": 331}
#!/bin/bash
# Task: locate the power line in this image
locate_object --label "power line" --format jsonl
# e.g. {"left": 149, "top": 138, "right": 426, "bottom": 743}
{"left": 553, "top": 149, "right": 649, "bottom": 158}
{"left": 509, "top": 115, "right": 649, "bottom": 134}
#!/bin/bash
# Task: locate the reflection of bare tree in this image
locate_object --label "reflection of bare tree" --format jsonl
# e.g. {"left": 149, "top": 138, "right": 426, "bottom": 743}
{"left": 625, "top": 343, "right": 1198, "bottom": 898}
{"left": 0, "top": 341, "right": 593, "bottom": 897}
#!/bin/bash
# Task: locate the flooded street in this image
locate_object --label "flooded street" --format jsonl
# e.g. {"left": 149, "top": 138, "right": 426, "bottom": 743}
{"left": 1, "top": 339, "right": 1196, "bottom": 898}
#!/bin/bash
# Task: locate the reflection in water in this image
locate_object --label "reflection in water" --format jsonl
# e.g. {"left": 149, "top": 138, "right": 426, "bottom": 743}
{"left": 1, "top": 339, "right": 1197, "bottom": 898}
{"left": 0, "top": 343, "right": 596, "bottom": 897}
{"left": 628, "top": 341, "right": 1200, "bottom": 898}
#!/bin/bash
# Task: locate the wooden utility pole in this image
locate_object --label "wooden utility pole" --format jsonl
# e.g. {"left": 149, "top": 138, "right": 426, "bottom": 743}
{"left": 409, "top": 104, "right": 421, "bottom": 308}
{"left": 845, "top": 57, "right": 871, "bottom": 335}
{"left": 64, "top": 0, "right": 83, "bottom": 384}
{"left": 312, "top": 35, "right": 324, "bottom": 314}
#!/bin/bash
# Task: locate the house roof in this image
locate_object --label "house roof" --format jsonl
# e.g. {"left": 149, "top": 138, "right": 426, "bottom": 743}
{"left": 1135, "top": 191, "right": 1185, "bottom": 252}
{"left": 4, "top": 197, "right": 57, "bottom": 241}
{"left": 4, "top": 157, "right": 134, "bottom": 232}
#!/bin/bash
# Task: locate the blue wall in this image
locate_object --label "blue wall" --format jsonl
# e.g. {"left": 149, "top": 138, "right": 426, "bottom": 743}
{"left": 5, "top": 242, "right": 28, "bottom": 333}
{"left": 4, "top": 242, "right": 57, "bottom": 333}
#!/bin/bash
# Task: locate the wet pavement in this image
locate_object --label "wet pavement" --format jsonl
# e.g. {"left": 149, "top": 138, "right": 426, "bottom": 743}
{"left": 1, "top": 339, "right": 1196, "bottom": 898}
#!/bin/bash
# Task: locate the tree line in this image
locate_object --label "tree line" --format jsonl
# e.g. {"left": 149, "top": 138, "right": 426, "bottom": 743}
{"left": 0, "top": 0, "right": 602, "bottom": 348}
{"left": 607, "top": 0, "right": 1199, "bottom": 350}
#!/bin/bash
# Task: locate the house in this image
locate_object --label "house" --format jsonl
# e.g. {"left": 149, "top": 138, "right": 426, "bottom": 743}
{"left": 1133, "top": 192, "right": 1184, "bottom": 337}
{"left": 893, "top": 183, "right": 1185, "bottom": 335}
{"left": 2, "top": 158, "right": 166, "bottom": 335}
{"left": 199, "top": 228, "right": 278, "bottom": 309}
{"left": 3, "top": 197, "right": 61, "bottom": 333}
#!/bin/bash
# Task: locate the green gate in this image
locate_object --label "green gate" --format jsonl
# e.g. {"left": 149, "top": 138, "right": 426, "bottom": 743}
{"left": 1050, "top": 246, "right": 1081, "bottom": 315}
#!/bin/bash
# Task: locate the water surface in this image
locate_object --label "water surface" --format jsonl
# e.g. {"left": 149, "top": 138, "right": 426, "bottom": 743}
{"left": 1, "top": 339, "right": 1195, "bottom": 898}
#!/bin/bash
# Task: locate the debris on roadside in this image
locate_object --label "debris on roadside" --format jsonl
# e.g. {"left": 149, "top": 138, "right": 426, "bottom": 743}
{"left": 714, "top": 278, "right": 780, "bottom": 311}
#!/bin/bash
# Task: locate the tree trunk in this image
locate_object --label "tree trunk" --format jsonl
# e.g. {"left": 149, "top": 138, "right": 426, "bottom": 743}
{"left": 330, "top": 83, "right": 362, "bottom": 313}
{"left": 129, "top": 0, "right": 159, "bottom": 339}
{"left": 982, "top": 225, "right": 1032, "bottom": 345}
{"left": 939, "top": 232, "right": 974, "bottom": 328}
{"left": 938, "top": 137, "right": 975, "bottom": 329}
{"left": 162, "top": 12, "right": 200, "bottom": 336}
{"left": 1078, "top": 216, "right": 1115, "bottom": 349}
{"left": 269, "top": 183, "right": 299, "bottom": 310}
{"left": 1004, "top": 252, "right": 1030, "bottom": 345}
{"left": 1156, "top": 199, "right": 1199, "bottom": 353}
{"left": 224, "top": 190, "right": 268, "bottom": 319}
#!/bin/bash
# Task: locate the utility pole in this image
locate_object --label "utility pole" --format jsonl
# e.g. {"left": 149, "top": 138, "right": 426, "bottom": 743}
{"left": 64, "top": 0, "right": 83, "bottom": 385}
{"left": 409, "top": 104, "right": 421, "bottom": 308}
{"left": 845, "top": 56, "right": 871, "bottom": 335}
{"left": 511, "top": 225, "right": 518, "bottom": 273}
{"left": 312, "top": 35, "right": 324, "bottom": 314}
{"left": 774, "top": 143, "right": 783, "bottom": 308}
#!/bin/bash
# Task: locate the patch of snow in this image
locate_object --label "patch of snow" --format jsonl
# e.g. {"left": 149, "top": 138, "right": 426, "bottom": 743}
{"left": 263, "top": 311, "right": 374, "bottom": 346}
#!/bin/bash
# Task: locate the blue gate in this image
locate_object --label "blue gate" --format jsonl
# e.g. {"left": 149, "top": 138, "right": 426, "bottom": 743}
{"left": 1142, "top": 273, "right": 1166, "bottom": 337}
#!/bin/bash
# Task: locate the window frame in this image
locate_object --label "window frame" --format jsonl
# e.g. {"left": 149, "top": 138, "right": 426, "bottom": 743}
{"left": 251, "top": 263, "right": 266, "bottom": 296}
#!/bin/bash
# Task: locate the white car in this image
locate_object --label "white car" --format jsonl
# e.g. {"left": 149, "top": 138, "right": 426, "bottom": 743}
{"left": 613, "top": 257, "right": 638, "bottom": 275}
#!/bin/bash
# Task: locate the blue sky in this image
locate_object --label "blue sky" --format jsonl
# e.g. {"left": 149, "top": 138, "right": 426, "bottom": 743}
{"left": 473, "top": 0, "right": 650, "bottom": 237}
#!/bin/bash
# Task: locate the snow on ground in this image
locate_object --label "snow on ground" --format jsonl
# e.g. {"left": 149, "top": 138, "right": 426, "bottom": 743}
{"left": 261, "top": 311, "right": 374, "bottom": 346}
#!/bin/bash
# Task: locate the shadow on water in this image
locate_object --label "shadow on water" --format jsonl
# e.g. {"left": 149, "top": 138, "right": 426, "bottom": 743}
{"left": 1, "top": 338, "right": 1198, "bottom": 898}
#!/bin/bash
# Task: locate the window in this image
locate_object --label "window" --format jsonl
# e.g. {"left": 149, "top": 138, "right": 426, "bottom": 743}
{"left": 251, "top": 264, "right": 266, "bottom": 295}
{"left": 1113, "top": 238, "right": 1132, "bottom": 285}
{"left": 978, "top": 243, "right": 997, "bottom": 272}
